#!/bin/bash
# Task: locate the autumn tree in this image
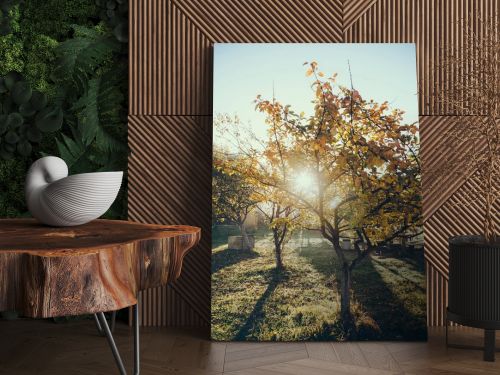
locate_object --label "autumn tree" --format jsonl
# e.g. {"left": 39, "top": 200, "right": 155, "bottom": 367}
{"left": 255, "top": 188, "right": 301, "bottom": 270}
{"left": 221, "top": 62, "right": 421, "bottom": 334}
{"left": 260, "top": 62, "right": 420, "bottom": 333}
{"left": 212, "top": 154, "right": 257, "bottom": 250}
{"left": 214, "top": 114, "right": 300, "bottom": 269}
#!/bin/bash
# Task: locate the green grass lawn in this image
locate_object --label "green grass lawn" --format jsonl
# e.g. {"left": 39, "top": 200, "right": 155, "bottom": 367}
{"left": 211, "top": 229, "right": 427, "bottom": 341}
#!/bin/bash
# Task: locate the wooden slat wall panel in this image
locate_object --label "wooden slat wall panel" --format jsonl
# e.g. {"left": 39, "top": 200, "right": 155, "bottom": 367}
{"left": 128, "top": 115, "right": 212, "bottom": 326}
{"left": 424, "top": 175, "right": 500, "bottom": 277}
{"left": 343, "top": 0, "right": 379, "bottom": 31}
{"left": 132, "top": 0, "right": 344, "bottom": 116}
{"left": 129, "top": 0, "right": 498, "bottom": 326}
{"left": 129, "top": 0, "right": 213, "bottom": 115}
{"left": 427, "top": 262, "right": 447, "bottom": 326}
{"left": 344, "top": 0, "right": 500, "bottom": 116}
{"left": 173, "top": 0, "right": 343, "bottom": 44}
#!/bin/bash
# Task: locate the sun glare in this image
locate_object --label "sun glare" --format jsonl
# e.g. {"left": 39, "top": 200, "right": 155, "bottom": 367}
{"left": 293, "top": 170, "right": 317, "bottom": 195}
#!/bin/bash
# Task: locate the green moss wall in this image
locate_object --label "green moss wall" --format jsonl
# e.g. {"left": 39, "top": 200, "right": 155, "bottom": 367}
{"left": 0, "top": 0, "right": 128, "bottom": 218}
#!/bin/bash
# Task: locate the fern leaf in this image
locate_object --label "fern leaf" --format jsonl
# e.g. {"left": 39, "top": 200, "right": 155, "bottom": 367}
{"left": 55, "top": 131, "right": 92, "bottom": 173}
{"left": 53, "top": 25, "right": 120, "bottom": 93}
{"left": 72, "top": 72, "right": 126, "bottom": 153}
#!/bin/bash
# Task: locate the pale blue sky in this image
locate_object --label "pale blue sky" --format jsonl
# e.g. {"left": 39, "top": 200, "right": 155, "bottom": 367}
{"left": 213, "top": 43, "right": 418, "bottom": 146}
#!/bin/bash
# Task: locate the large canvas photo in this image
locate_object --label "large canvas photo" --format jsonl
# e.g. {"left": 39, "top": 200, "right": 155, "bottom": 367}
{"left": 212, "top": 43, "right": 425, "bottom": 341}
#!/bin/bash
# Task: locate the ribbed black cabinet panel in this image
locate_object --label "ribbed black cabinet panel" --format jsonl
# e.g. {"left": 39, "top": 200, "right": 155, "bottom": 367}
{"left": 449, "top": 240, "right": 500, "bottom": 323}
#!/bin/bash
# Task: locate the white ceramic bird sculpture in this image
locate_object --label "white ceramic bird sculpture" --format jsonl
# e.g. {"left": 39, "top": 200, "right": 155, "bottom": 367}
{"left": 25, "top": 156, "right": 123, "bottom": 226}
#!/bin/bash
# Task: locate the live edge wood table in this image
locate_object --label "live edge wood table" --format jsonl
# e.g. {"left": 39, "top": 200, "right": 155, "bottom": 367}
{"left": 0, "top": 219, "right": 201, "bottom": 375}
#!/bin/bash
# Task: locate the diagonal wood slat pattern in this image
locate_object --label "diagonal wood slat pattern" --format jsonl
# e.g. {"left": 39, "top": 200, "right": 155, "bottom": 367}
{"left": 419, "top": 116, "right": 483, "bottom": 220}
{"left": 424, "top": 175, "right": 500, "bottom": 278}
{"left": 128, "top": 115, "right": 212, "bottom": 326}
{"left": 129, "top": 0, "right": 498, "bottom": 327}
{"left": 131, "top": 0, "right": 343, "bottom": 116}
{"left": 343, "top": 0, "right": 378, "bottom": 31}
{"left": 344, "top": 0, "right": 500, "bottom": 116}
{"left": 173, "top": 0, "right": 343, "bottom": 44}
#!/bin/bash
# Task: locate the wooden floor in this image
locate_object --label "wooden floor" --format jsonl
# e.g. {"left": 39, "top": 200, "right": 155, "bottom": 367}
{"left": 1, "top": 319, "right": 500, "bottom": 374}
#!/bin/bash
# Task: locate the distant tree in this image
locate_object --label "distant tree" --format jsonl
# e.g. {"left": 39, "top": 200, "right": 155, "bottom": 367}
{"left": 214, "top": 112, "right": 301, "bottom": 269}
{"left": 254, "top": 188, "right": 301, "bottom": 270}
{"left": 212, "top": 155, "right": 257, "bottom": 250}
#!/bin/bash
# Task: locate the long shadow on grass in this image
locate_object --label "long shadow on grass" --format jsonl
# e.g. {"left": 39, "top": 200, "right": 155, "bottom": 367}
{"left": 298, "top": 247, "right": 427, "bottom": 340}
{"left": 371, "top": 258, "right": 425, "bottom": 293}
{"left": 233, "top": 268, "right": 288, "bottom": 340}
{"left": 351, "top": 257, "right": 427, "bottom": 340}
{"left": 212, "top": 247, "right": 259, "bottom": 274}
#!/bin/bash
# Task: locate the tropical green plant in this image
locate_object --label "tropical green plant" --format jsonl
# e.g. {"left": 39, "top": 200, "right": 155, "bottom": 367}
{"left": 96, "top": 0, "right": 128, "bottom": 43}
{"left": 50, "top": 24, "right": 127, "bottom": 172}
{"left": 0, "top": 0, "right": 22, "bottom": 36}
{"left": 0, "top": 0, "right": 128, "bottom": 220}
{"left": 0, "top": 71, "right": 62, "bottom": 159}
{"left": 53, "top": 25, "right": 120, "bottom": 93}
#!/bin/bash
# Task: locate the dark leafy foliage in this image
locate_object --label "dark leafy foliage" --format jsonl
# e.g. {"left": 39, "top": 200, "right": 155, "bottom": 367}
{"left": 0, "top": 0, "right": 128, "bottom": 219}
{"left": 0, "top": 71, "right": 60, "bottom": 159}
{"left": 0, "top": 0, "right": 23, "bottom": 36}
{"left": 96, "top": 0, "right": 128, "bottom": 43}
{"left": 53, "top": 25, "right": 121, "bottom": 93}
{"left": 52, "top": 24, "right": 128, "bottom": 188}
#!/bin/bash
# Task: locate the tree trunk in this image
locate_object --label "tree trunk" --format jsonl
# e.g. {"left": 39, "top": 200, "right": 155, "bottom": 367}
{"left": 272, "top": 228, "right": 283, "bottom": 270}
{"left": 239, "top": 223, "right": 252, "bottom": 250}
{"left": 340, "top": 262, "right": 355, "bottom": 336}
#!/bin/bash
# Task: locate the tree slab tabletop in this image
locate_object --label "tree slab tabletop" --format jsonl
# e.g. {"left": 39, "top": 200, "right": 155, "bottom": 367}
{"left": 0, "top": 219, "right": 201, "bottom": 318}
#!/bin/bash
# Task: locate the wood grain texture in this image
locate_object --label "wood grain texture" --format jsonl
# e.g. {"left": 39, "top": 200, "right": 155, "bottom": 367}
{"left": 0, "top": 219, "right": 200, "bottom": 318}
{"left": 129, "top": 0, "right": 499, "bottom": 326}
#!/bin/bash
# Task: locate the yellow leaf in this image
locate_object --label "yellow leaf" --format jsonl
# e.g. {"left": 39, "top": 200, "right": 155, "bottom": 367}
{"left": 306, "top": 68, "right": 313, "bottom": 77}
{"left": 318, "top": 71, "right": 325, "bottom": 77}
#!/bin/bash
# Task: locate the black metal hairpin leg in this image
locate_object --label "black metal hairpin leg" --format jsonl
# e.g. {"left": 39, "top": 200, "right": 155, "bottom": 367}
{"left": 94, "top": 304, "right": 140, "bottom": 375}
{"left": 94, "top": 311, "right": 117, "bottom": 336}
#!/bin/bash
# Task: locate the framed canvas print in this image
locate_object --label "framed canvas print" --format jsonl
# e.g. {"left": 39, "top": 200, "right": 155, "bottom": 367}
{"left": 212, "top": 43, "right": 425, "bottom": 341}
